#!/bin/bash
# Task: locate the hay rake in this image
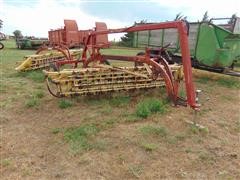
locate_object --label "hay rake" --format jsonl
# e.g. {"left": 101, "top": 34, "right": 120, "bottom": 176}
{"left": 43, "top": 21, "right": 199, "bottom": 109}
{"left": 15, "top": 45, "right": 81, "bottom": 71}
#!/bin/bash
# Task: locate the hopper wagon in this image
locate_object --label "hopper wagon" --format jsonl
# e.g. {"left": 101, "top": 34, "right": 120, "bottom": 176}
{"left": 133, "top": 17, "right": 240, "bottom": 75}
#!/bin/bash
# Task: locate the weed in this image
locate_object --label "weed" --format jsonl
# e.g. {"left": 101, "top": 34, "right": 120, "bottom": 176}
{"left": 64, "top": 124, "right": 99, "bottom": 153}
{"left": 34, "top": 91, "right": 44, "bottom": 99}
{"left": 165, "top": 133, "right": 187, "bottom": 144}
{"left": 24, "top": 91, "right": 44, "bottom": 108}
{"left": 92, "top": 139, "right": 107, "bottom": 151}
{"left": 101, "top": 119, "right": 117, "bottom": 129}
{"left": 58, "top": 99, "right": 73, "bottom": 109}
{"left": 128, "top": 164, "right": 144, "bottom": 178}
{"left": 86, "top": 98, "right": 109, "bottom": 106}
{"left": 217, "top": 78, "right": 240, "bottom": 88}
{"left": 235, "top": 120, "right": 240, "bottom": 132}
{"left": 197, "top": 76, "right": 240, "bottom": 89}
{"left": 117, "top": 154, "right": 125, "bottom": 164}
{"left": 1, "top": 159, "right": 11, "bottom": 167}
{"left": 0, "top": 83, "right": 7, "bottom": 93}
{"left": 52, "top": 128, "right": 61, "bottom": 134}
{"left": 192, "top": 136, "right": 204, "bottom": 144}
{"left": 25, "top": 97, "right": 39, "bottom": 108}
{"left": 166, "top": 137, "right": 178, "bottom": 144}
{"left": 139, "top": 125, "right": 168, "bottom": 137}
{"left": 185, "top": 148, "right": 193, "bottom": 153}
{"left": 189, "top": 124, "right": 209, "bottom": 135}
{"left": 140, "top": 142, "right": 158, "bottom": 151}
{"left": 136, "top": 99, "right": 166, "bottom": 118}
{"left": 22, "top": 168, "right": 32, "bottom": 177}
{"left": 136, "top": 103, "right": 150, "bottom": 118}
{"left": 15, "top": 70, "right": 45, "bottom": 83}
{"left": 196, "top": 77, "right": 210, "bottom": 84}
{"left": 86, "top": 96, "right": 130, "bottom": 108}
{"left": 99, "top": 105, "right": 113, "bottom": 115}
{"left": 124, "top": 114, "right": 140, "bottom": 122}
{"left": 221, "top": 95, "right": 235, "bottom": 101}
{"left": 179, "top": 89, "right": 186, "bottom": 98}
{"left": 26, "top": 71, "right": 45, "bottom": 83}
{"left": 109, "top": 96, "right": 130, "bottom": 106}
{"left": 175, "top": 133, "right": 187, "bottom": 141}
{"left": 198, "top": 151, "right": 215, "bottom": 164}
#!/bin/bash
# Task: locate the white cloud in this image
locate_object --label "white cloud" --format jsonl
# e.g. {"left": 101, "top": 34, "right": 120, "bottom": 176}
{"left": 149, "top": 0, "right": 240, "bottom": 21}
{"left": 0, "top": 0, "right": 129, "bottom": 40}
{"left": 1, "top": 0, "right": 239, "bottom": 41}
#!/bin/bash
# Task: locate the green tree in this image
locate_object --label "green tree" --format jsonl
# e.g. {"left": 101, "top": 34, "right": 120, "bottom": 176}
{"left": 228, "top": 14, "right": 237, "bottom": 24}
{"left": 202, "top": 11, "right": 209, "bottom": 22}
{"left": 0, "top": 19, "right": 3, "bottom": 30}
{"left": 174, "top": 13, "right": 187, "bottom": 21}
{"left": 175, "top": 13, "right": 183, "bottom": 20}
{"left": 13, "top": 30, "right": 23, "bottom": 39}
{"left": 119, "top": 20, "right": 147, "bottom": 47}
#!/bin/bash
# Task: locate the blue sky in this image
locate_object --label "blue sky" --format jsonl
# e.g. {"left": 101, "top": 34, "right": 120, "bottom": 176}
{"left": 0, "top": 0, "right": 239, "bottom": 40}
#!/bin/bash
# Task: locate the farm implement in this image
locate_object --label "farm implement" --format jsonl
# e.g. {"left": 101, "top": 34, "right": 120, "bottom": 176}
{"left": 133, "top": 17, "right": 240, "bottom": 77}
{"left": 43, "top": 21, "right": 199, "bottom": 110}
{"left": 15, "top": 45, "right": 81, "bottom": 71}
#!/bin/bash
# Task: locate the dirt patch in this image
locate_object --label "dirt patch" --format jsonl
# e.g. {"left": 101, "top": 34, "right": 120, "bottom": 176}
{"left": 1, "top": 79, "right": 240, "bottom": 179}
{"left": 1, "top": 42, "right": 240, "bottom": 179}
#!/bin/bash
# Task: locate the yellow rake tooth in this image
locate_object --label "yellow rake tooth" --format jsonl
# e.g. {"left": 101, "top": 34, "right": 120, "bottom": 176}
{"left": 15, "top": 50, "right": 82, "bottom": 71}
{"left": 44, "top": 65, "right": 181, "bottom": 97}
{"left": 15, "top": 57, "right": 32, "bottom": 71}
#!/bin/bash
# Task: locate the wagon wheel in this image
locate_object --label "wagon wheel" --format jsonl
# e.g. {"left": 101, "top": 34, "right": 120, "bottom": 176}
{"left": 46, "top": 77, "right": 62, "bottom": 98}
{"left": 0, "top": 42, "right": 4, "bottom": 50}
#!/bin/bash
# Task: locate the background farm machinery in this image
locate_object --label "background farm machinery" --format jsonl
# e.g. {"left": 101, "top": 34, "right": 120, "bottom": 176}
{"left": 48, "top": 19, "right": 91, "bottom": 48}
{"left": 15, "top": 19, "right": 90, "bottom": 71}
{"left": 16, "top": 37, "right": 49, "bottom": 49}
{"left": 0, "top": 32, "right": 6, "bottom": 50}
{"left": 133, "top": 17, "right": 240, "bottom": 76}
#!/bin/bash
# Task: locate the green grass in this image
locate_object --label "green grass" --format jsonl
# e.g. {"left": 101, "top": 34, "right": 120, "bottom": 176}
{"left": 128, "top": 164, "right": 144, "bottom": 178}
{"left": 217, "top": 78, "right": 240, "bottom": 88}
{"left": 196, "top": 77, "right": 210, "bottom": 84}
{"left": 136, "top": 99, "right": 166, "bottom": 118}
{"left": 14, "top": 70, "right": 45, "bottom": 83}
{"left": 51, "top": 128, "right": 62, "bottom": 134}
{"left": 24, "top": 91, "right": 45, "bottom": 108}
{"left": 139, "top": 125, "right": 168, "bottom": 137}
{"left": 198, "top": 151, "right": 215, "bottom": 164}
{"left": 100, "top": 118, "right": 117, "bottom": 129}
{"left": 25, "top": 97, "right": 39, "bottom": 108}
{"left": 34, "top": 90, "right": 44, "bottom": 98}
{"left": 58, "top": 99, "right": 74, "bottom": 109}
{"left": 235, "top": 120, "right": 240, "bottom": 132}
{"left": 189, "top": 124, "right": 209, "bottom": 135}
{"left": 1, "top": 159, "right": 11, "bottom": 167}
{"left": 197, "top": 76, "right": 240, "bottom": 89}
{"left": 123, "top": 113, "right": 140, "bottom": 122}
{"left": 101, "top": 48, "right": 141, "bottom": 56}
{"left": 86, "top": 95, "right": 130, "bottom": 107}
{"left": 140, "top": 142, "right": 158, "bottom": 151}
{"left": 109, "top": 96, "right": 130, "bottom": 107}
{"left": 64, "top": 124, "right": 99, "bottom": 153}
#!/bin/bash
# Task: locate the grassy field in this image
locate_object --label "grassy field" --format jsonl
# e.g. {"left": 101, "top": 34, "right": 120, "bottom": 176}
{"left": 1, "top": 40, "right": 240, "bottom": 179}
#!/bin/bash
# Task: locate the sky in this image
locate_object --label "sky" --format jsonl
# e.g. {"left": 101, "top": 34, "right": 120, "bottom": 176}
{"left": 0, "top": 0, "right": 239, "bottom": 40}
